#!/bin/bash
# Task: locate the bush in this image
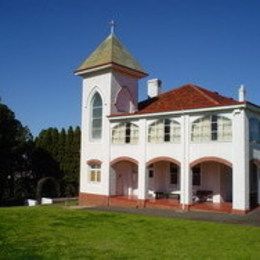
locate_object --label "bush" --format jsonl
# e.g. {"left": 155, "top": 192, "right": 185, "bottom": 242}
{"left": 36, "top": 177, "right": 60, "bottom": 201}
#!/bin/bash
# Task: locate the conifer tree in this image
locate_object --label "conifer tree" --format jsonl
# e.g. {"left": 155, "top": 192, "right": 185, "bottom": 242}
{"left": 34, "top": 126, "right": 80, "bottom": 197}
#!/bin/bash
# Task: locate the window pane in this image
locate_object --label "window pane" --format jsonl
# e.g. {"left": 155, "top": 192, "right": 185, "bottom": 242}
{"left": 93, "top": 93, "right": 102, "bottom": 107}
{"left": 125, "top": 136, "right": 131, "bottom": 143}
{"left": 171, "top": 121, "right": 181, "bottom": 142}
{"left": 149, "top": 119, "right": 180, "bottom": 143}
{"left": 90, "top": 171, "right": 96, "bottom": 182}
{"left": 164, "top": 134, "right": 170, "bottom": 142}
{"left": 125, "top": 123, "right": 131, "bottom": 138}
{"left": 97, "top": 171, "right": 101, "bottom": 182}
{"left": 192, "top": 115, "right": 232, "bottom": 142}
{"left": 92, "top": 119, "right": 102, "bottom": 128}
{"left": 91, "top": 93, "right": 102, "bottom": 140}
{"left": 192, "top": 167, "right": 201, "bottom": 185}
{"left": 92, "top": 107, "right": 102, "bottom": 118}
{"left": 250, "top": 118, "right": 259, "bottom": 142}
{"left": 112, "top": 123, "right": 139, "bottom": 144}
{"left": 92, "top": 129, "right": 101, "bottom": 139}
{"left": 165, "top": 125, "right": 170, "bottom": 133}
{"left": 211, "top": 132, "right": 218, "bottom": 141}
{"left": 170, "top": 172, "right": 178, "bottom": 184}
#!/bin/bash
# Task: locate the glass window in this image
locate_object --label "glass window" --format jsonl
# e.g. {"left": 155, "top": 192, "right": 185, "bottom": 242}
{"left": 89, "top": 164, "right": 101, "bottom": 182}
{"left": 192, "top": 166, "right": 201, "bottom": 186}
{"left": 170, "top": 163, "right": 178, "bottom": 184}
{"left": 249, "top": 118, "right": 260, "bottom": 143}
{"left": 91, "top": 92, "right": 102, "bottom": 140}
{"left": 112, "top": 123, "right": 139, "bottom": 144}
{"left": 149, "top": 169, "right": 154, "bottom": 178}
{"left": 148, "top": 119, "right": 181, "bottom": 143}
{"left": 125, "top": 123, "right": 131, "bottom": 143}
{"left": 191, "top": 115, "right": 232, "bottom": 142}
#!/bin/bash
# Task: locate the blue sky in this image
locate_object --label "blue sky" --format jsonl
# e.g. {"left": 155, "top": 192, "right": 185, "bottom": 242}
{"left": 0, "top": 0, "right": 259, "bottom": 136}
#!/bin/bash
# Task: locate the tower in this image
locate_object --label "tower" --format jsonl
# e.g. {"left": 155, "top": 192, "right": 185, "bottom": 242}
{"left": 74, "top": 28, "right": 147, "bottom": 201}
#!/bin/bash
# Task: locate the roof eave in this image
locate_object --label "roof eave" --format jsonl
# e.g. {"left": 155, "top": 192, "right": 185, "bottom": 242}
{"left": 74, "top": 62, "right": 148, "bottom": 78}
{"left": 108, "top": 103, "right": 247, "bottom": 121}
{"left": 245, "top": 101, "right": 260, "bottom": 113}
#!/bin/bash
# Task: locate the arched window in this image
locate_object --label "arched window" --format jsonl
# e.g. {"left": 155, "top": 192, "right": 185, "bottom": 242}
{"left": 148, "top": 119, "right": 181, "bottom": 143}
{"left": 90, "top": 92, "right": 102, "bottom": 140}
{"left": 249, "top": 118, "right": 260, "bottom": 143}
{"left": 112, "top": 123, "right": 139, "bottom": 144}
{"left": 191, "top": 115, "right": 232, "bottom": 142}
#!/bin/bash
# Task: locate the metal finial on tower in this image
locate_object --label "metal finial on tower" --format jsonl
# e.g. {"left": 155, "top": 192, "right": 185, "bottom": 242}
{"left": 109, "top": 20, "right": 115, "bottom": 35}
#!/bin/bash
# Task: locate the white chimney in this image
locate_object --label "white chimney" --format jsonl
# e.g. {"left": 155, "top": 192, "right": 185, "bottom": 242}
{"left": 147, "top": 78, "right": 161, "bottom": 98}
{"left": 238, "top": 84, "right": 246, "bottom": 102}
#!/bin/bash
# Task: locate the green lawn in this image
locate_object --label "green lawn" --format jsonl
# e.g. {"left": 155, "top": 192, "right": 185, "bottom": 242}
{"left": 0, "top": 205, "right": 260, "bottom": 259}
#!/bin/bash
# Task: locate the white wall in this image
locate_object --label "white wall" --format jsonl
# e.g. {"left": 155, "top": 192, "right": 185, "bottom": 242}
{"left": 80, "top": 70, "right": 139, "bottom": 196}
{"left": 80, "top": 71, "right": 112, "bottom": 195}
{"left": 79, "top": 68, "right": 252, "bottom": 211}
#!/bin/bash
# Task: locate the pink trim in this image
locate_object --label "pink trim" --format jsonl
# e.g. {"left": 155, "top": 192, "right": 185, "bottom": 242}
{"left": 110, "top": 156, "right": 138, "bottom": 166}
{"left": 87, "top": 159, "right": 102, "bottom": 166}
{"left": 146, "top": 156, "right": 180, "bottom": 166}
{"left": 190, "top": 157, "right": 232, "bottom": 168}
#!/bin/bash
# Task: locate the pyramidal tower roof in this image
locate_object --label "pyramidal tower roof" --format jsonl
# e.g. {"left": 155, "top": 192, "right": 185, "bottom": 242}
{"left": 75, "top": 33, "right": 148, "bottom": 77}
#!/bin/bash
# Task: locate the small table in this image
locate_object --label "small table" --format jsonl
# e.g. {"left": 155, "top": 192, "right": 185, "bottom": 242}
{"left": 154, "top": 191, "right": 166, "bottom": 199}
{"left": 196, "top": 190, "right": 213, "bottom": 202}
{"left": 169, "top": 190, "right": 181, "bottom": 200}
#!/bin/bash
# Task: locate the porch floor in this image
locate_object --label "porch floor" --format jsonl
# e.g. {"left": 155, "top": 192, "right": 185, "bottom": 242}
{"left": 146, "top": 198, "right": 181, "bottom": 210}
{"left": 190, "top": 202, "right": 233, "bottom": 214}
{"left": 108, "top": 196, "right": 233, "bottom": 214}
{"left": 109, "top": 195, "right": 138, "bottom": 208}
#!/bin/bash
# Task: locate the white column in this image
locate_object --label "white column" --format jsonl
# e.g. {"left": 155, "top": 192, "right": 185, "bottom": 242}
{"left": 109, "top": 167, "right": 116, "bottom": 195}
{"left": 180, "top": 115, "right": 192, "bottom": 206}
{"left": 181, "top": 163, "right": 192, "bottom": 205}
{"left": 138, "top": 163, "right": 148, "bottom": 200}
{"left": 138, "top": 119, "right": 148, "bottom": 200}
{"left": 232, "top": 109, "right": 250, "bottom": 211}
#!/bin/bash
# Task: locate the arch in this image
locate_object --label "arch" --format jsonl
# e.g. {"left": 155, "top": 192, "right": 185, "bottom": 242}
{"left": 146, "top": 156, "right": 181, "bottom": 167}
{"left": 87, "top": 159, "right": 102, "bottom": 166}
{"left": 190, "top": 156, "right": 232, "bottom": 168}
{"left": 110, "top": 156, "right": 139, "bottom": 166}
{"left": 87, "top": 86, "right": 103, "bottom": 106}
{"left": 148, "top": 118, "right": 180, "bottom": 127}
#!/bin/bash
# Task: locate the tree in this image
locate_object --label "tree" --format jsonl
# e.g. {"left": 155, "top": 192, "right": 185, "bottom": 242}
{"left": 0, "top": 103, "right": 32, "bottom": 204}
{"left": 0, "top": 102, "right": 81, "bottom": 204}
{"left": 35, "top": 126, "right": 81, "bottom": 197}
{"left": 62, "top": 126, "right": 80, "bottom": 196}
{"left": 34, "top": 128, "right": 61, "bottom": 180}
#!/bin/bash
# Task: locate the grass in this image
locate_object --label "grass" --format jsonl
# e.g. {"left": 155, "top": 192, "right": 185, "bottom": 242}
{"left": 0, "top": 205, "right": 260, "bottom": 259}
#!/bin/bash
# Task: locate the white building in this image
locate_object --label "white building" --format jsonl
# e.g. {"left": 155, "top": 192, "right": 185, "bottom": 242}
{"left": 75, "top": 31, "right": 260, "bottom": 214}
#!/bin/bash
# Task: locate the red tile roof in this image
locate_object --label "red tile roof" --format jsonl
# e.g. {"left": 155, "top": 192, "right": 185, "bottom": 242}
{"left": 110, "top": 84, "right": 244, "bottom": 117}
